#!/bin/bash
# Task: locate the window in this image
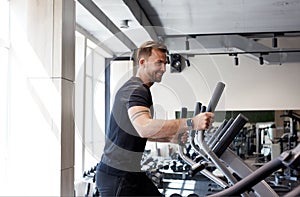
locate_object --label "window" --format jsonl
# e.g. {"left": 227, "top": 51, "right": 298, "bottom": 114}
{"left": 74, "top": 32, "right": 106, "bottom": 183}
{"left": 0, "top": 0, "right": 10, "bottom": 192}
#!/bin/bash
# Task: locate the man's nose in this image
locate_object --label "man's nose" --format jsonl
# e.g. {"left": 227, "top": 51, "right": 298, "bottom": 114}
{"left": 161, "top": 64, "right": 166, "bottom": 72}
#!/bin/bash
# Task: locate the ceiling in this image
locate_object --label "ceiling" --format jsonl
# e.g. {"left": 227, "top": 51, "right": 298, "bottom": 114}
{"left": 76, "top": 0, "right": 300, "bottom": 63}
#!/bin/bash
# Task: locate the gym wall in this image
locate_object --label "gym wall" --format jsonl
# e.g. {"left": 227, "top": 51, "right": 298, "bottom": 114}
{"left": 151, "top": 54, "right": 300, "bottom": 116}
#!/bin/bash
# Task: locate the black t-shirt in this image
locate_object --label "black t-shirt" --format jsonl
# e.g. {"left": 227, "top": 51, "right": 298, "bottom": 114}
{"left": 98, "top": 77, "right": 153, "bottom": 175}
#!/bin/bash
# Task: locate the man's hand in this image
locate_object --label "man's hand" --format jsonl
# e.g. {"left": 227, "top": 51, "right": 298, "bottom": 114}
{"left": 192, "top": 112, "right": 214, "bottom": 131}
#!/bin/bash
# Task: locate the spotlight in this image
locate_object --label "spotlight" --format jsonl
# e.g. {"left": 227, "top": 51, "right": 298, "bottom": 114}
{"left": 234, "top": 56, "right": 239, "bottom": 66}
{"left": 185, "top": 37, "right": 190, "bottom": 50}
{"left": 120, "top": 20, "right": 129, "bottom": 28}
{"left": 229, "top": 53, "right": 239, "bottom": 66}
{"left": 234, "top": 54, "right": 239, "bottom": 66}
{"left": 170, "top": 54, "right": 182, "bottom": 72}
{"left": 259, "top": 54, "right": 264, "bottom": 65}
{"left": 186, "top": 59, "right": 190, "bottom": 67}
{"left": 272, "top": 34, "right": 278, "bottom": 48}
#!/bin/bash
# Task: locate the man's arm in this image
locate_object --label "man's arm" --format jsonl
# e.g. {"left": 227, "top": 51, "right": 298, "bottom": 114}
{"left": 128, "top": 105, "right": 213, "bottom": 140}
{"left": 148, "top": 131, "right": 188, "bottom": 144}
{"left": 148, "top": 137, "right": 171, "bottom": 142}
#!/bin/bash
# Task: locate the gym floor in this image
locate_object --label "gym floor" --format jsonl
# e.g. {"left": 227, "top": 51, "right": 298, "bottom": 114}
{"left": 160, "top": 177, "right": 221, "bottom": 197}
{"left": 160, "top": 175, "right": 300, "bottom": 197}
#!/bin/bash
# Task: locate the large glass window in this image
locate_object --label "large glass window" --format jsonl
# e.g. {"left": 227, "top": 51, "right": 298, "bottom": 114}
{"left": 74, "top": 31, "right": 106, "bottom": 184}
{"left": 0, "top": 0, "right": 10, "bottom": 192}
{"left": 1, "top": 0, "right": 61, "bottom": 195}
{"left": 0, "top": 0, "right": 9, "bottom": 43}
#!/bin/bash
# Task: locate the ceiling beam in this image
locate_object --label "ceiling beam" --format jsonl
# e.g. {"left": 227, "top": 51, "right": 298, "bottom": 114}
{"left": 161, "top": 31, "right": 300, "bottom": 38}
{"left": 76, "top": 24, "right": 113, "bottom": 58}
{"left": 122, "top": 0, "right": 160, "bottom": 42}
{"left": 77, "top": 0, "right": 137, "bottom": 51}
{"left": 165, "top": 35, "right": 300, "bottom": 64}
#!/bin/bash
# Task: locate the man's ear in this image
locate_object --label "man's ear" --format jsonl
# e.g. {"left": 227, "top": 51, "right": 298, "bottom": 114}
{"left": 139, "top": 58, "right": 145, "bottom": 67}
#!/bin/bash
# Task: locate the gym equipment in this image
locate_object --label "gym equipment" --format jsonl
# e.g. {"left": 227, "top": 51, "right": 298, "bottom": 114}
{"left": 178, "top": 107, "right": 228, "bottom": 189}
{"left": 207, "top": 119, "right": 231, "bottom": 149}
{"left": 75, "top": 164, "right": 99, "bottom": 197}
{"left": 178, "top": 82, "right": 282, "bottom": 197}
{"left": 283, "top": 184, "right": 300, "bottom": 197}
{"left": 193, "top": 83, "right": 242, "bottom": 188}
{"left": 280, "top": 110, "right": 300, "bottom": 151}
{"left": 208, "top": 144, "right": 300, "bottom": 197}
{"left": 80, "top": 83, "right": 299, "bottom": 197}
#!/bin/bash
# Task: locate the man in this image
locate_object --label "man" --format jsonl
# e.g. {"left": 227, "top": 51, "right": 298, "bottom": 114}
{"left": 96, "top": 41, "right": 214, "bottom": 196}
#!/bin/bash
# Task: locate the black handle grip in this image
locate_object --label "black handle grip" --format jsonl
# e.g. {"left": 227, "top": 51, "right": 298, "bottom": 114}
{"left": 194, "top": 102, "right": 202, "bottom": 116}
{"left": 180, "top": 107, "right": 187, "bottom": 118}
{"left": 200, "top": 105, "right": 206, "bottom": 113}
{"left": 206, "top": 82, "right": 225, "bottom": 113}
{"left": 213, "top": 114, "right": 248, "bottom": 157}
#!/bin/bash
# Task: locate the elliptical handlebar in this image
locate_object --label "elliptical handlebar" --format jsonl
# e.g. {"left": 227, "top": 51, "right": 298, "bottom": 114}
{"left": 178, "top": 107, "right": 207, "bottom": 174}
{"left": 182, "top": 82, "right": 225, "bottom": 175}
{"left": 175, "top": 82, "right": 230, "bottom": 188}
{"left": 206, "top": 82, "right": 225, "bottom": 113}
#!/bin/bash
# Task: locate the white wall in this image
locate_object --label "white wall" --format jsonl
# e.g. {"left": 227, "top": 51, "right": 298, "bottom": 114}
{"left": 151, "top": 54, "right": 300, "bottom": 116}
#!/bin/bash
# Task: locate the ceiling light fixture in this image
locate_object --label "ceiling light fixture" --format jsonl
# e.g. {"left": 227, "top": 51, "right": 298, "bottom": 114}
{"left": 184, "top": 38, "right": 191, "bottom": 68}
{"left": 185, "top": 37, "right": 190, "bottom": 50}
{"left": 259, "top": 54, "right": 264, "bottom": 65}
{"left": 120, "top": 19, "right": 129, "bottom": 28}
{"left": 272, "top": 33, "right": 278, "bottom": 48}
{"left": 229, "top": 53, "right": 239, "bottom": 66}
{"left": 170, "top": 54, "right": 182, "bottom": 72}
{"left": 258, "top": 52, "right": 269, "bottom": 65}
{"left": 234, "top": 54, "right": 239, "bottom": 66}
{"left": 186, "top": 58, "right": 191, "bottom": 67}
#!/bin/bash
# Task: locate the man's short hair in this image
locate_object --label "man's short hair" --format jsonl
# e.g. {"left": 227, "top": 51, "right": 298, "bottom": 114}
{"left": 136, "top": 41, "right": 168, "bottom": 62}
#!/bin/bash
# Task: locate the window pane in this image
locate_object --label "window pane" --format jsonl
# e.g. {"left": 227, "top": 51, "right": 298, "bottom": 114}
{"left": 0, "top": 48, "right": 9, "bottom": 190}
{"left": 0, "top": 0, "right": 9, "bottom": 192}
{"left": 0, "top": 0, "right": 9, "bottom": 43}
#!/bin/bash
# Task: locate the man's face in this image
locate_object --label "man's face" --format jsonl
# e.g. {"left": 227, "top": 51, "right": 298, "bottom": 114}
{"left": 143, "top": 48, "right": 167, "bottom": 83}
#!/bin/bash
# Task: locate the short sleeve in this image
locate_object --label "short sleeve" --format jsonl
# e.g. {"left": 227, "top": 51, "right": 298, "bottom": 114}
{"left": 127, "top": 84, "right": 152, "bottom": 109}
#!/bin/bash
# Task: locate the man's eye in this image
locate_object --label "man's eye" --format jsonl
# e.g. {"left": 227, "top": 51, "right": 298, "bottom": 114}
{"left": 155, "top": 62, "right": 165, "bottom": 66}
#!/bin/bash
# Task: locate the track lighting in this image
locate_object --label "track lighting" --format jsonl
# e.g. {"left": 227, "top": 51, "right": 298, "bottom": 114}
{"left": 185, "top": 37, "right": 190, "bottom": 50}
{"left": 186, "top": 59, "right": 190, "bottom": 67}
{"left": 258, "top": 52, "right": 269, "bottom": 65}
{"left": 120, "top": 19, "right": 129, "bottom": 28}
{"left": 184, "top": 38, "right": 191, "bottom": 67}
{"left": 234, "top": 54, "right": 239, "bottom": 66}
{"left": 272, "top": 34, "right": 278, "bottom": 48}
{"left": 229, "top": 53, "right": 239, "bottom": 66}
{"left": 259, "top": 54, "right": 264, "bottom": 65}
{"left": 228, "top": 52, "right": 271, "bottom": 66}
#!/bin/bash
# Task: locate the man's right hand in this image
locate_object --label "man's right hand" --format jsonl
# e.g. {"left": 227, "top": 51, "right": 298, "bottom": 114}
{"left": 192, "top": 112, "right": 214, "bottom": 131}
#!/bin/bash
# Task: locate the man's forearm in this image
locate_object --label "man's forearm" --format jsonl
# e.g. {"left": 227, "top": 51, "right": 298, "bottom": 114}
{"left": 135, "top": 118, "right": 188, "bottom": 139}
